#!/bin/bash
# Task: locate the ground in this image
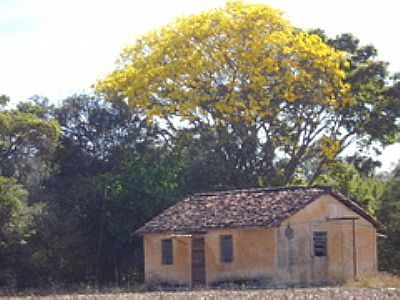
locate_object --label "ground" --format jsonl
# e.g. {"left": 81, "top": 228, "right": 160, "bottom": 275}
{"left": 4, "top": 288, "right": 400, "bottom": 299}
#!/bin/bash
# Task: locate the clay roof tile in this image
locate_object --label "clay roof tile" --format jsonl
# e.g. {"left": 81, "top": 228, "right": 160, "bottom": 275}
{"left": 135, "top": 185, "right": 385, "bottom": 234}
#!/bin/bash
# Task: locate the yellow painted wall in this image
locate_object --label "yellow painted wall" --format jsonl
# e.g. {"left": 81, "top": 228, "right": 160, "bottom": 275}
{"left": 143, "top": 194, "right": 378, "bottom": 287}
{"left": 144, "top": 232, "right": 191, "bottom": 285}
{"left": 276, "top": 194, "right": 377, "bottom": 285}
{"left": 205, "top": 227, "right": 275, "bottom": 284}
{"left": 143, "top": 227, "right": 275, "bottom": 286}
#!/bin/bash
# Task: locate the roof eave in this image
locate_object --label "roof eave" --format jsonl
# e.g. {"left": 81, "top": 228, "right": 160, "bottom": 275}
{"left": 329, "top": 191, "right": 386, "bottom": 234}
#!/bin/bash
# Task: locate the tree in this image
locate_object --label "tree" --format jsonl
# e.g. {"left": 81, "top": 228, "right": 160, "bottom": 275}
{"left": 324, "top": 33, "right": 399, "bottom": 145}
{"left": 98, "top": 1, "right": 348, "bottom": 122}
{"left": 377, "top": 164, "right": 400, "bottom": 274}
{"left": 174, "top": 123, "right": 261, "bottom": 194}
{"left": 0, "top": 176, "right": 40, "bottom": 287}
{"left": 54, "top": 94, "right": 148, "bottom": 161}
{"left": 314, "top": 159, "right": 384, "bottom": 214}
{"left": 0, "top": 95, "right": 60, "bottom": 185}
{"left": 302, "top": 32, "right": 400, "bottom": 183}
{"left": 29, "top": 94, "right": 176, "bottom": 286}
{"left": 90, "top": 145, "right": 183, "bottom": 285}
{"left": 98, "top": 1, "right": 390, "bottom": 185}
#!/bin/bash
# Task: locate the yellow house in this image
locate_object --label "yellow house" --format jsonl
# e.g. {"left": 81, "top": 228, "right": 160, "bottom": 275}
{"left": 135, "top": 186, "right": 385, "bottom": 287}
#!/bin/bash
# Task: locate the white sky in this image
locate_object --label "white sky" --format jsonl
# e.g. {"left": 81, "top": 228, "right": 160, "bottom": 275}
{"left": 0, "top": 0, "right": 399, "bottom": 170}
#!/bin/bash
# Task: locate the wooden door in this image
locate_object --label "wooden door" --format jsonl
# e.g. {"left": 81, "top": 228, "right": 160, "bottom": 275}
{"left": 191, "top": 237, "right": 205, "bottom": 286}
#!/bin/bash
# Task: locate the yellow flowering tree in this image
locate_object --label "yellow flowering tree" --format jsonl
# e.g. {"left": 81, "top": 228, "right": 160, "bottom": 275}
{"left": 98, "top": 1, "right": 349, "bottom": 122}
{"left": 97, "top": 1, "right": 353, "bottom": 184}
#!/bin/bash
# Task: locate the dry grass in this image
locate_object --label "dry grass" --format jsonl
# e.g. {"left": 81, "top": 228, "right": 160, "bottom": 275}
{"left": 344, "top": 272, "right": 400, "bottom": 288}
{"left": 3, "top": 288, "right": 400, "bottom": 300}
{"left": 3, "top": 274, "right": 400, "bottom": 299}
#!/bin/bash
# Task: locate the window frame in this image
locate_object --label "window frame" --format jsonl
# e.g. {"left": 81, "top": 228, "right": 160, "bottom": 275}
{"left": 220, "top": 234, "right": 233, "bottom": 263}
{"left": 313, "top": 231, "right": 327, "bottom": 257}
{"left": 161, "top": 238, "right": 173, "bottom": 265}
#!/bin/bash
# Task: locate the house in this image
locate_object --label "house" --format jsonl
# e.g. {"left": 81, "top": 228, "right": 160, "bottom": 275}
{"left": 135, "top": 186, "right": 385, "bottom": 287}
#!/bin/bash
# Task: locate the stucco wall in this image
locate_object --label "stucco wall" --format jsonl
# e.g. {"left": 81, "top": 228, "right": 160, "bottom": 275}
{"left": 276, "top": 194, "right": 377, "bottom": 286}
{"left": 205, "top": 227, "right": 275, "bottom": 284}
{"left": 143, "top": 227, "right": 275, "bottom": 286}
{"left": 144, "top": 232, "right": 191, "bottom": 286}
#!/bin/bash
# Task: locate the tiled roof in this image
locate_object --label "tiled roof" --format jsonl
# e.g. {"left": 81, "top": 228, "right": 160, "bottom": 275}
{"left": 135, "top": 185, "right": 385, "bottom": 234}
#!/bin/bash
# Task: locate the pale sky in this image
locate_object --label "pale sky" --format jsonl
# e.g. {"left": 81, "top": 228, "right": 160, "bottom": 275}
{"left": 0, "top": 0, "right": 399, "bottom": 170}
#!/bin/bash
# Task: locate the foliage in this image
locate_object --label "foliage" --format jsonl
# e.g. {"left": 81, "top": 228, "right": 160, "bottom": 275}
{"left": 0, "top": 177, "right": 32, "bottom": 245}
{"left": 97, "top": 0, "right": 354, "bottom": 186}
{"left": 377, "top": 164, "right": 400, "bottom": 275}
{"left": 333, "top": 34, "right": 400, "bottom": 146}
{"left": 97, "top": 1, "right": 399, "bottom": 185}
{"left": 26, "top": 94, "right": 184, "bottom": 287}
{"left": 0, "top": 176, "right": 41, "bottom": 287}
{"left": 314, "top": 160, "right": 385, "bottom": 214}
{"left": 98, "top": 1, "right": 349, "bottom": 124}
{"left": 91, "top": 146, "right": 183, "bottom": 285}
{"left": 54, "top": 94, "right": 147, "bottom": 160}
{"left": 0, "top": 96, "right": 60, "bottom": 184}
{"left": 173, "top": 123, "right": 261, "bottom": 194}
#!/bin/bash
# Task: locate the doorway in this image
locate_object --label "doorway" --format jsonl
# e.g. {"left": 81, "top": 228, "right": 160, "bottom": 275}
{"left": 191, "top": 237, "right": 206, "bottom": 286}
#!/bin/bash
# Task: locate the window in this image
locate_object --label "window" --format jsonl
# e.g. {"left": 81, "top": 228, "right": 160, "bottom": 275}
{"left": 161, "top": 239, "right": 173, "bottom": 265}
{"left": 313, "top": 231, "right": 327, "bottom": 257}
{"left": 220, "top": 235, "right": 233, "bottom": 263}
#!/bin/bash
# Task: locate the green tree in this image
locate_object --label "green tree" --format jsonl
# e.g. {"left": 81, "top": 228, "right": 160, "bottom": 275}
{"left": 314, "top": 160, "right": 384, "bottom": 214}
{"left": 377, "top": 164, "right": 400, "bottom": 274}
{"left": 91, "top": 145, "right": 183, "bottom": 285}
{"left": 173, "top": 123, "right": 261, "bottom": 194}
{"left": 0, "top": 176, "right": 40, "bottom": 287}
{"left": 30, "top": 94, "right": 178, "bottom": 286}
{"left": 0, "top": 95, "right": 60, "bottom": 185}
{"left": 54, "top": 94, "right": 147, "bottom": 160}
{"left": 306, "top": 32, "right": 400, "bottom": 182}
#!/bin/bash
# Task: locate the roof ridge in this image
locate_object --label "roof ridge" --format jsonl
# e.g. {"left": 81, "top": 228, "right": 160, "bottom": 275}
{"left": 191, "top": 185, "right": 331, "bottom": 197}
